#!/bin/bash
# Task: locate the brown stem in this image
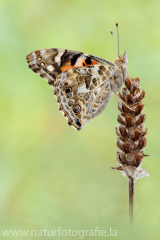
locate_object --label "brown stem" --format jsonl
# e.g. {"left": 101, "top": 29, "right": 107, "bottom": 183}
{"left": 128, "top": 177, "right": 134, "bottom": 223}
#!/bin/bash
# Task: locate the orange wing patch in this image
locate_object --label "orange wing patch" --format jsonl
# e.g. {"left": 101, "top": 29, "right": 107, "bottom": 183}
{"left": 60, "top": 58, "right": 98, "bottom": 72}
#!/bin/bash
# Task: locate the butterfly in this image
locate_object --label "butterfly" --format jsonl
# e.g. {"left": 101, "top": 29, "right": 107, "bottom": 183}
{"left": 26, "top": 34, "right": 128, "bottom": 130}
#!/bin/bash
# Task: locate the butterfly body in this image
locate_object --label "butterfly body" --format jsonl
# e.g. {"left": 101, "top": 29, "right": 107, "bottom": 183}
{"left": 26, "top": 49, "right": 128, "bottom": 130}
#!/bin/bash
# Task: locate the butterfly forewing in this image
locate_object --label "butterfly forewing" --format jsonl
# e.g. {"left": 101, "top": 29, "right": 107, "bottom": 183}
{"left": 26, "top": 48, "right": 115, "bottom": 90}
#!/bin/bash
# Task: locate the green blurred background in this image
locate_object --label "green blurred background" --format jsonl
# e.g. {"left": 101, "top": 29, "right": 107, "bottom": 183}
{"left": 0, "top": 0, "right": 160, "bottom": 239}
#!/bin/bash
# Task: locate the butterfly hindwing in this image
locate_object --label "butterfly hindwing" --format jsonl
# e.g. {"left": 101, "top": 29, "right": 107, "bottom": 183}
{"left": 55, "top": 65, "right": 113, "bottom": 130}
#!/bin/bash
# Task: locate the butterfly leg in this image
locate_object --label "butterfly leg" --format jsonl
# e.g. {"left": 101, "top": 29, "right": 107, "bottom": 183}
{"left": 113, "top": 92, "right": 135, "bottom": 111}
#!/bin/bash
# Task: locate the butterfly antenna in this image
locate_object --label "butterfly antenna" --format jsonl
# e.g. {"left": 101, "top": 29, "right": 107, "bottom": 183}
{"left": 110, "top": 30, "right": 118, "bottom": 57}
{"left": 116, "top": 22, "right": 120, "bottom": 57}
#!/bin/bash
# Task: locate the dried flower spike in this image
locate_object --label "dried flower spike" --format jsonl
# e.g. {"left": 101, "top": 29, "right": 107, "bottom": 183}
{"left": 112, "top": 77, "right": 149, "bottom": 223}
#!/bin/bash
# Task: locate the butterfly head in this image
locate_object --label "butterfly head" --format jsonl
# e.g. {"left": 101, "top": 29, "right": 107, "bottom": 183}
{"left": 113, "top": 51, "right": 128, "bottom": 67}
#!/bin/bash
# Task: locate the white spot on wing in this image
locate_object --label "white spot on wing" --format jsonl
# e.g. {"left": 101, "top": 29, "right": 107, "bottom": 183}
{"left": 47, "top": 65, "right": 54, "bottom": 72}
{"left": 55, "top": 50, "right": 65, "bottom": 65}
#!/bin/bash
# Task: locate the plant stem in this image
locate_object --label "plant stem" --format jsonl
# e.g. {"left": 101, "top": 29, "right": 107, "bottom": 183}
{"left": 128, "top": 176, "right": 134, "bottom": 223}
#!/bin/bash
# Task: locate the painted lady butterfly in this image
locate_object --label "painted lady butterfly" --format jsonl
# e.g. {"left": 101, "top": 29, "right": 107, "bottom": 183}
{"left": 26, "top": 27, "right": 128, "bottom": 130}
